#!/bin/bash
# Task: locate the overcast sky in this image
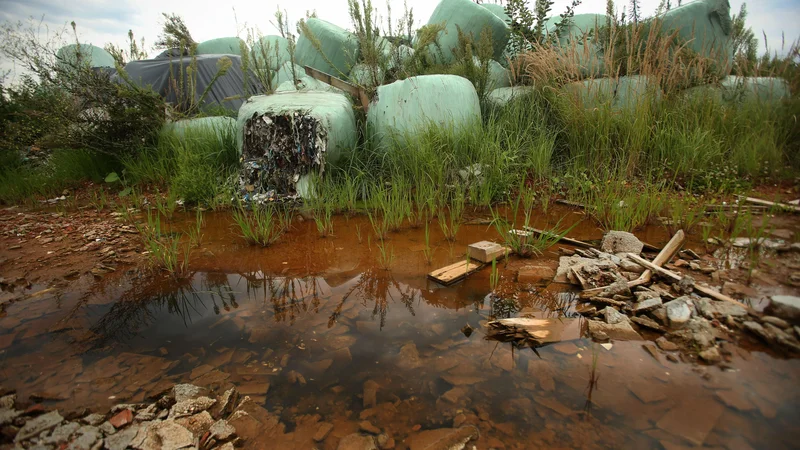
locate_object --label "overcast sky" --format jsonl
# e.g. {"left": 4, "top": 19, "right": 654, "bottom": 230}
{"left": 1, "top": 0, "right": 798, "bottom": 80}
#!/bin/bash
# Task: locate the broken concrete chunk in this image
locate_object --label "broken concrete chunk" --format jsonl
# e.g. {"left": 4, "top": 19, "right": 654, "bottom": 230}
{"left": 631, "top": 315, "right": 664, "bottom": 332}
{"left": 761, "top": 315, "right": 790, "bottom": 329}
{"left": 664, "top": 298, "right": 692, "bottom": 327}
{"left": 15, "top": 410, "right": 63, "bottom": 442}
{"left": 633, "top": 296, "right": 663, "bottom": 313}
{"left": 601, "top": 231, "right": 644, "bottom": 255}
{"left": 766, "top": 295, "right": 800, "bottom": 323}
{"left": 602, "top": 306, "right": 628, "bottom": 325}
{"left": 587, "top": 319, "right": 642, "bottom": 341}
{"left": 694, "top": 297, "right": 747, "bottom": 319}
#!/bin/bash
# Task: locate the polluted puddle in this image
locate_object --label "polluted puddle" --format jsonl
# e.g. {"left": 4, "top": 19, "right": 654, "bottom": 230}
{"left": 0, "top": 205, "right": 798, "bottom": 449}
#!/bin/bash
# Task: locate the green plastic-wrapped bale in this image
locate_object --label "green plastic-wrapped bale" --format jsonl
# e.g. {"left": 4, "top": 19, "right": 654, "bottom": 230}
{"left": 272, "top": 61, "right": 304, "bottom": 89}
{"left": 615, "top": 76, "right": 661, "bottom": 111}
{"left": 425, "top": 0, "right": 510, "bottom": 63}
{"left": 163, "top": 117, "right": 236, "bottom": 142}
{"left": 486, "top": 86, "right": 536, "bottom": 108}
{"left": 481, "top": 3, "right": 510, "bottom": 24}
{"left": 56, "top": 44, "right": 116, "bottom": 69}
{"left": 563, "top": 76, "right": 661, "bottom": 112}
{"left": 195, "top": 37, "right": 246, "bottom": 55}
{"left": 367, "top": 75, "right": 481, "bottom": 149}
{"left": 487, "top": 60, "right": 511, "bottom": 90}
{"left": 236, "top": 92, "right": 356, "bottom": 198}
{"left": 563, "top": 78, "right": 616, "bottom": 109}
{"left": 251, "top": 35, "right": 291, "bottom": 69}
{"left": 658, "top": 0, "right": 734, "bottom": 76}
{"left": 275, "top": 76, "right": 345, "bottom": 95}
{"left": 721, "top": 76, "right": 791, "bottom": 105}
{"left": 349, "top": 64, "right": 385, "bottom": 88}
{"left": 546, "top": 14, "right": 609, "bottom": 78}
{"left": 295, "top": 18, "right": 359, "bottom": 77}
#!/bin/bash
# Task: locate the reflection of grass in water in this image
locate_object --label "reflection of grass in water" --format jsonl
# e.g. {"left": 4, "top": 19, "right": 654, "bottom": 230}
{"left": 239, "top": 272, "right": 326, "bottom": 325}
{"left": 328, "top": 268, "right": 419, "bottom": 330}
{"left": 583, "top": 343, "right": 601, "bottom": 419}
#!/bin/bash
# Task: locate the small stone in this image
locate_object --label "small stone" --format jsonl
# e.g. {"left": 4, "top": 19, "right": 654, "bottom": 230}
{"left": 15, "top": 410, "right": 63, "bottom": 442}
{"left": 109, "top": 409, "right": 132, "bottom": 428}
{"left": 377, "top": 433, "right": 394, "bottom": 449}
{"left": 602, "top": 307, "right": 627, "bottom": 325}
{"left": 82, "top": 414, "right": 105, "bottom": 426}
{"left": 67, "top": 425, "right": 102, "bottom": 450}
{"left": 43, "top": 422, "right": 80, "bottom": 444}
{"left": 664, "top": 299, "right": 692, "bottom": 327}
{"left": 104, "top": 425, "right": 140, "bottom": 450}
{"left": 588, "top": 319, "right": 642, "bottom": 341}
{"left": 209, "top": 419, "right": 236, "bottom": 440}
{"left": 699, "top": 347, "right": 721, "bottom": 363}
{"left": 631, "top": 315, "right": 664, "bottom": 332}
{"left": 173, "top": 384, "right": 204, "bottom": 403}
{"left": 642, "top": 342, "right": 661, "bottom": 362}
{"left": 359, "top": 420, "right": 381, "bottom": 434}
{"left": 601, "top": 231, "right": 644, "bottom": 255}
{"left": 99, "top": 421, "right": 116, "bottom": 435}
{"left": 363, "top": 380, "right": 379, "bottom": 409}
{"left": 168, "top": 396, "right": 216, "bottom": 419}
{"left": 655, "top": 337, "right": 679, "bottom": 351}
{"left": 633, "top": 296, "right": 662, "bottom": 313}
{"left": 337, "top": 432, "right": 377, "bottom": 450}
{"left": 460, "top": 324, "right": 474, "bottom": 337}
{"left": 0, "top": 395, "right": 15, "bottom": 410}
{"left": 761, "top": 315, "right": 790, "bottom": 329}
{"left": 397, "top": 343, "right": 422, "bottom": 369}
{"left": 313, "top": 422, "right": 334, "bottom": 442}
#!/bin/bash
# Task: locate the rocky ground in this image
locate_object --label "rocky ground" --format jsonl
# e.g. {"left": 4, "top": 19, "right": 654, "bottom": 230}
{"left": 1, "top": 382, "right": 488, "bottom": 450}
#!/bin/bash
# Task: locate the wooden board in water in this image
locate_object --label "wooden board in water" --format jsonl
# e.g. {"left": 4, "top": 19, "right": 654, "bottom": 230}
{"left": 428, "top": 260, "right": 483, "bottom": 285}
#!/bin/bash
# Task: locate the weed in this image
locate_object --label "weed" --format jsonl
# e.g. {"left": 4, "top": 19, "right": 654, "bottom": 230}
{"left": 489, "top": 258, "right": 499, "bottom": 291}
{"left": 663, "top": 195, "right": 704, "bottom": 236}
{"left": 376, "top": 240, "right": 395, "bottom": 270}
{"left": 355, "top": 223, "right": 363, "bottom": 243}
{"left": 232, "top": 203, "right": 292, "bottom": 247}
{"left": 439, "top": 185, "right": 465, "bottom": 242}
{"left": 422, "top": 219, "right": 434, "bottom": 264}
{"left": 187, "top": 209, "right": 204, "bottom": 247}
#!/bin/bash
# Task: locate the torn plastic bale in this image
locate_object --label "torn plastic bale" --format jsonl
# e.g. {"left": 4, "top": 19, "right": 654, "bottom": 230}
{"left": 295, "top": 18, "right": 359, "bottom": 78}
{"left": 236, "top": 91, "right": 356, "bottom": 200}
{"left": 424, "top": 0, "right": 510, "bottom": 63}
{"left": 367, "top": 75, "right": 481, "bottom": 150}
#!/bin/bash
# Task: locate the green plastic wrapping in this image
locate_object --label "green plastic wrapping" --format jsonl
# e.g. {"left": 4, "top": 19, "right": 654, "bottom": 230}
{"left": 481, "top": 3, "right": 510, "bottom": 24}
{"left": 563, "top": 78, "right": 616, "bottom": 109}
{"left": 367, "top": 75, "right": 481, "bottom": 149}
{"left": 486, "top": 86, "right": 536, "bottom": 108}
{"left": 236, "top": 92, "right": 356, "bottom": 198}
{"left": 563, "top": 76, "right": 661, "bottom": 112}
{"left": 274, "top": 76, "right": 345, "bottom": 95}
{"left": 295, "top": 18, "right": 359, "bottom": 77}
{"left": 349, "top": 64, "right": 385, "bottom": 87}
{"left": 487, "top": 59, "right": 511, "bottom": 89}
{"left": 163, "top": 117, "right": 236, "bottom": 141}
{"left": 425, "top": 0, "right": 510, "bottom": 63}
{"left": 658, "top": 0, "right": 734, "bottom": 76}
{"left": 251, "top": 35, "right": 291, "bottom": 69}
{"left": 546, "top": 14, "right": 608, "bottom": 78}
{"left": 195, "top": 37, "right": 246, "bottom": 56}
{"left": 614, "top": 76, "right": 661, "bottom": 111}
{"left": 272, "top": 61, "right": 304, "bottom": 89}
{"left": 720, "top": 76, "right": 791, "bottom": 104}
{"left": 56, "top": 44, "right": 116, "bottom": 69}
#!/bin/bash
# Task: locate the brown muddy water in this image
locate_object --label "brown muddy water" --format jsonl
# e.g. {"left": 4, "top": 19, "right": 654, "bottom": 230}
{"left": 1, "top": 205, "right": 799, "bottom": 449}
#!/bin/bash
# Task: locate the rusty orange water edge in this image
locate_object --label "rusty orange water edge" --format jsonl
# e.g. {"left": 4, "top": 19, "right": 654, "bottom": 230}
{"left": 0, "top": 205, "right": 799, "bottom": 449}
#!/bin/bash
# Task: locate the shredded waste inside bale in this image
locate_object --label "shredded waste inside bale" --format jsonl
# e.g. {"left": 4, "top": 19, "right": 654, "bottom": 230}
{"left": 240, "top": 111, "right": 327, "bottom": 200}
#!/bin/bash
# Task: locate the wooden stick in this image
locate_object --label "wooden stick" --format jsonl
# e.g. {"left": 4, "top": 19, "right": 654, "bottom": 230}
{"left": 523, "top": 226, "right": 594, "bottom": 249}
{"left": 625, "top": 253, "right": 750, "bottom": 309}
{"left": 578, "top": 230, "right": 684, "bottom": 299}
{"left": 303, "top": 66, "right": 371, "bottom": 112}
{"left": 740, "top": 196, "right": 800, "bottom": 213}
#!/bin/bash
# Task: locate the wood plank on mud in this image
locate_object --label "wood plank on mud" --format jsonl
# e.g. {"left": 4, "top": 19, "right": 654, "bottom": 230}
{"left": 428, "top": 260, "right": 483, "bottom": 285}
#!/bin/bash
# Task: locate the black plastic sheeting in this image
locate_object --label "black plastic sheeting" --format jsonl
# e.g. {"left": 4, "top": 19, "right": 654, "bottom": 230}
{"left": 116, "top": 54, "right": 262, "bottom": 112}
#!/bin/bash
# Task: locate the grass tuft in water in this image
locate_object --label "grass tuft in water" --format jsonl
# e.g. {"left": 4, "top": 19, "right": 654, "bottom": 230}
{"left": 232, "top": 203, "right": 292, "bottom": 247}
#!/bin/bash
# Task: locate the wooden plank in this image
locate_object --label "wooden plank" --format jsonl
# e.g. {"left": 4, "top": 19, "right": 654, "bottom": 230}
{"left": 303, "top": 66, "right": 371, "bottom": 112}
{"left": 625, "top": 253, "right": 750, "bottom": 310}
{"left": 740, "top": 196, "right": 800, "bottom": 213}
{"left": 428, "top": 260, "right": 482, "bottom": 285}
{"left": 467, "top": 241, "right": 507, "bottom": 263}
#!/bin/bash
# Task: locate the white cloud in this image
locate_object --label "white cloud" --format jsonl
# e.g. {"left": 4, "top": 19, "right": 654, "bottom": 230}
{"left": 1, "top": 0, "right": 798, "bottom": 82}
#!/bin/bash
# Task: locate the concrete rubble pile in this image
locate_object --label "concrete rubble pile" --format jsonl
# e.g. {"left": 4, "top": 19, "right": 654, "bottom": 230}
{"left": 489, "top": 229, "right": 800, "bottom": 362}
